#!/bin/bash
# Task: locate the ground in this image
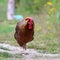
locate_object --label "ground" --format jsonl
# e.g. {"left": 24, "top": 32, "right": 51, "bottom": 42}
{"left": 0, "top": 43, "right": 60, "bottom": 60}
{"left": 7, "top": 57, "right": 60, "bottom": 60}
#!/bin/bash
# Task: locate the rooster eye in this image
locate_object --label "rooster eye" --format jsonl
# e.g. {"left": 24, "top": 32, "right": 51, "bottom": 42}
{"left": 28, "top": 19, "right": 30, "bottom": 22}
{"left": 28, "top": 22, "right": 30, "bottom": 24}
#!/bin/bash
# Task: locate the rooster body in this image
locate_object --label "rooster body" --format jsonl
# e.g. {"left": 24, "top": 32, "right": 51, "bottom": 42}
{"left": 14, "top": 17, "right": 34, "bottom": 49}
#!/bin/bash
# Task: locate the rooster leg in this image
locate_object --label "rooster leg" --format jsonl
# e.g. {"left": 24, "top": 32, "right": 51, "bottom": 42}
{"left": 22, "top": 44, "right": 29, "bottom": 54}
{"left": 23, "top": 44, "right": 26, "bottom": 50}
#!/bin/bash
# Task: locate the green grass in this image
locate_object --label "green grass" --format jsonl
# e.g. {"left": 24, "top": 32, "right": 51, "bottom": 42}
{"left": 0, "top": 0, "right": 60, "bottom": 57}
{"left": 0, "top": 0, "right": 7, "bottom": 20}
{"left": 0, "top": 57, "right": 6, "bottom": 60}
{"left": 0, "top": 52, "right": 13, "bottom": 58}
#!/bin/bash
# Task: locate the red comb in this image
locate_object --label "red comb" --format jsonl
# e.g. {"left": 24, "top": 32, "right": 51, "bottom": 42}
{"left": 25, "top": 17, "right": 33, "bottom": 21}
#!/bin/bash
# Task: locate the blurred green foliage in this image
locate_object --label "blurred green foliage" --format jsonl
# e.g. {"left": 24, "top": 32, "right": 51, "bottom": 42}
{"left": 15, "top": 0, "right": 49, "bottom": 13}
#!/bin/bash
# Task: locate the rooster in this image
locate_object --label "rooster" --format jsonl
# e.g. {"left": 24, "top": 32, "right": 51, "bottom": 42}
{"left": 14, "top": 17, "right": 34, "bottom": 50}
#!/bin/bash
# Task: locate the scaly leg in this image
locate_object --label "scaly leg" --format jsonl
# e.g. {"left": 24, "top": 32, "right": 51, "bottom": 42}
{"left": 22, "top": 44, "right": 29, "bottom": 55}
{"left": 23, "top": 44, "right": 26, "bottom": 50}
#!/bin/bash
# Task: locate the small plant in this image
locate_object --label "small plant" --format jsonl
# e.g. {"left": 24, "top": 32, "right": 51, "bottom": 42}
{"left": 0, "top": 52, "right": 13, "bottom": 58}
{"left": 0, "top": 46, "right": 10, "bottom": 51}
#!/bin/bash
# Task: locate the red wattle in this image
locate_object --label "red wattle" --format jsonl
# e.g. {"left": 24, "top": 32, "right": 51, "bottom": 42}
{"left": 29, "top": 25, "right": 32, "bottom": 29}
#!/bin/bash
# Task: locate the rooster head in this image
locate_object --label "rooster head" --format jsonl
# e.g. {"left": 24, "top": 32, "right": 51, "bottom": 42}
{"left": 25, "top": 17, "right": 33, "bottom": 29}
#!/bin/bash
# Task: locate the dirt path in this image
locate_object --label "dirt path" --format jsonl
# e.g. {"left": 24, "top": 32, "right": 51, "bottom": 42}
{"left": 7, "top": 57, "right": 60, "bottom": 60}
{"left": 0, "top": 43, "right": 60, "bottom": 60}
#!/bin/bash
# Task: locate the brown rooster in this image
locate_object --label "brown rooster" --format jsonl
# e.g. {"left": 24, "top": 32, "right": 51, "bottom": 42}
{"left": 14, "top": 17, "right": 34, "bottom": 50}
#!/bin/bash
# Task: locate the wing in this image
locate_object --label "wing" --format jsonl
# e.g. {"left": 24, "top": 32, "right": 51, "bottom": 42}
{"left": 14, "top": 20, "right": 28, "bottom": 40}
{"left": 14, "top": 22, "right": 21, "bottom": 40}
